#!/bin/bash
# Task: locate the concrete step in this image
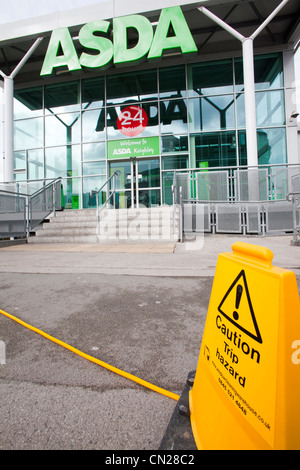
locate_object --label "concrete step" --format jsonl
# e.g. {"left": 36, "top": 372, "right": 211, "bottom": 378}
{"left": 47, "top": 220, "right": 97, "bottom": 229}
{"left": 35, "top": 227, "right": 97, "bottom": 237}
{"left": 28, "top": 234, "right": 99, "bottom": 244}
{"left": 29, "top": 206, "right": 181, "bottom": 243}
{"left": 55, "top": 209, "right": 96, "bottom": 217}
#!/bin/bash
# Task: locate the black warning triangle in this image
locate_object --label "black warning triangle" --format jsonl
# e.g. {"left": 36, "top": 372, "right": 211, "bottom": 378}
{"left": 218, "top": 270, "right": 262, "bottom": 344}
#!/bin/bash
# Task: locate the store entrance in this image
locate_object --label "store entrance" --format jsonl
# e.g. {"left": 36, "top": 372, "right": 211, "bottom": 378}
{"left": 109, "top": 158, "right": 161, "bottom": 208}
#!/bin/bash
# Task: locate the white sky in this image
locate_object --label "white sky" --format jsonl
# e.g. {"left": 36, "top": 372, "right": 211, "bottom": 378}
{"left": 0, "top": 0, "right": 105, "bottom": 24}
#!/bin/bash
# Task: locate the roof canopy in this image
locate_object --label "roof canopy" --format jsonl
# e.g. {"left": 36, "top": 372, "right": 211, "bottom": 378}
{"left": 0, "top": 0, "right": 299, "bottom": 86}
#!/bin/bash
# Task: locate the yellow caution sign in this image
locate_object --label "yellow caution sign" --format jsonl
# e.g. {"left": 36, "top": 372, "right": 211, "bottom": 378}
{"left": 189, "top": 242, "right": 300, "bottom": 450}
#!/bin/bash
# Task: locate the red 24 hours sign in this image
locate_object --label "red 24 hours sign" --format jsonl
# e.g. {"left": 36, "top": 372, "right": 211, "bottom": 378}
{"left": 117, "top": 105, "right": 148, "bottom": 137}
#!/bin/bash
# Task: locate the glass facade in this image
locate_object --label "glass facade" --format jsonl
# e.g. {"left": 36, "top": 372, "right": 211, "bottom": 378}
{"left": 13, "top": 52, "right": 287, "bottom": 208}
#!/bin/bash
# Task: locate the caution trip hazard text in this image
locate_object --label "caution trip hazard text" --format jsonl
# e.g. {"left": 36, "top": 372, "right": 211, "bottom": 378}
{"left": 203, "top": 269, "right": 271, "bottom": 430}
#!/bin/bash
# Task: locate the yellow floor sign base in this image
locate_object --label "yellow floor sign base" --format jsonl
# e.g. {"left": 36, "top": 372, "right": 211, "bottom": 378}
{"left": 190, "top": 242, "right": 300, "bottom": 450}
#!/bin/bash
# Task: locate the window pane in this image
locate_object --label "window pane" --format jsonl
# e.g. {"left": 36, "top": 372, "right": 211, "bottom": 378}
{"left": 14, "top": 118, "right": 43, "bottom": 150}
{"left": 60, "top": 177, "right": 81, "bottom": 209}
{"left": 82, "top": 161, "right": 106, "bottom": 176}
{"left": 236, "top": 93, "right": 245, "bottom": 128}
{"left": 160, "top": 99, "right": 188, "bottom": 134}
{"left": 45, "top": 145, "right": 80, "bottom": 178}
{"left": 189, "top": 96, "right": 235, "bottom": 132}
{"left": 28, "top": 149, "right": 44, "bottom": 180}
{"left": 162, "top": 154, "right": 188, "bottom": 170}
{"left": 256, "top": 90, "right": 285, "bottom": 127}
{"left": 45, "top": 81, "right": 80, "bottom": 113}
{"left": 162, "top": 170, "right": 175, "bottom": 205}
{"left": 45, "top": 113, "right": 81, "bottom": 146}
{"left": 257, "top": 128, "right": 287, "bottom": 165}
{"left": 14, "top": 151, "right": 26, "bottom": 170}
{"left": 138, "top": 159, "right": 160, "bottom": 188}
{"left": 188, "top": 59, "right": 234, "bottom": 96}
{"left": 235, "top": 53, "right": 283, "bottom": 91}
{"left": 193, "top": 132, "right": 237, "bottom": 168}
{"left": 82, "top": 109, "right": 106, "bottom": 142}
{"left": 238, "top": 128, "right": 287, "bottom": 166}
{"left": 82, "top": 142, "right": 106, "bottom": 160}
{"left": 83, "top": 176, "right": 106, "bottom": 209}
{"left": 82, "top": 76, "right": 105, "bottom": 109}
{"left": 161, "top": 135, "right": 188, "bottom": 153}
{"left": 106, "top": 69, "right": 158, "bottom": 103}
{"left": 236, "top": 91, "right": 285, "bottom": 128}
{"left": 159, "top": 65, "right": 186, "bottom": 98}
{"left": 14, "top": 87, "right": 43, "bottom": 119}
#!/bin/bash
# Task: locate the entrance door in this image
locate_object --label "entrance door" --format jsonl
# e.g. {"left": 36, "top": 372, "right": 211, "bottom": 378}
{"left": 109, "top": 158, "right": 160, "bottom": 208}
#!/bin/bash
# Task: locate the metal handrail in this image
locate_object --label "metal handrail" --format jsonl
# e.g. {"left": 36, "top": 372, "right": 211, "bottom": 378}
{"left": 287, "top": 191, "right": 300, "bottom": 245}
{"left": 0, "top": 177, "right": 62, "bottom": 238}
{"left": 91, "top": 172, "right": 119, "bottom": 235}
{"left": 0, "top": 177, "right": 62, "bottom": 198}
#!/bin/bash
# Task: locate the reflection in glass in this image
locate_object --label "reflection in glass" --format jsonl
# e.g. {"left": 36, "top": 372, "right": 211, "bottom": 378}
{"left": 83, "top": 109, "right": 106, "bottom": 142}
{"left": 106, "top": 102, "right": 159, "bottom": 140}
{"left": 234, "top": 53, "right": 283, "bottom": 91}
{"left": 138, "top": 189, "right": 160, "bottom": 208}
{"left": 14, "top": 118, "right": 43, "bottom": 150}
{"left": 159, "top": 65, "right": 186, "bottom": 97}
{"left": 188, "top": 59, "right": 234, "bottom": 96}
{"left": 236, "top": 90, "right": 285, "bottom": 128}
{"left": 14, "top": 87, "right": 43, "bottom": 119}
{"left": 161, "top": 135, "right": 188, "bottom": 154}
{"left": 160, "top": 99, "right": 188, "bottom": 134}
{"left": 83, "top": 175, "right": 106, "bottom": 208}
{"left": 45, "top": 113, "right": 81, "bottom": 146}
{"left": 107, "top": 69, "right": 158, "bottom": 103}
{"left": 83, "top": 161, "right": 106, "bottom": 176}
{"left": 257, "top": 128, "right": 287, "bottom": 165}
{"left": 189, "top": 96, "right": 235, "bottom": 132}
{"left": 45, "top": 145, "right": 81, "bottom": 179}
{"left": 137, "top": 159, "right": 160, "bottom": 188}
{"left": 82, "top": 76, "right": 105, "bottom": 109}
{"left": 45, "top": 81, "right": 80, "bottom": 113}
{"left": 238, "top": 128, "right": 287, "bottom": 166}
{"left": 28, "top": 149, "right": 44, "bottom": 180}
{"left": 256, "top": 90, "right": 285, "bottom": 127}
{"left": 193, "top": 132, "right": 237, "bottom": 168}
{"left": 82, "top": 142, "right": 106, "bottom": 160}
{"left": 162, "top": 154, "right": 188, "bottom": 170}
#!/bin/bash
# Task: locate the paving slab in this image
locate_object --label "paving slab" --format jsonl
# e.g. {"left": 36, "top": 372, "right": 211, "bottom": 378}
{"left": 0, "top": 233, "right": 299, "bottom": 450}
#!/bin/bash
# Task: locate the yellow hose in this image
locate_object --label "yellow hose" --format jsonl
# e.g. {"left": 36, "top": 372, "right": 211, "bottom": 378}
{"left": 0, "top": 308, "right": 180, "bottom": 402}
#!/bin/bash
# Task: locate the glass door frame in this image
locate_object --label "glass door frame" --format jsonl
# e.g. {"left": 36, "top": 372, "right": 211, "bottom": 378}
{"left": 109, "top": 157, "right": 161, "bottom": 208}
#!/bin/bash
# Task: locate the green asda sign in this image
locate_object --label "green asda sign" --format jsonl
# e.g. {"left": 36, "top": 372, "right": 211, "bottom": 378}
{"left": 107, "top": 137, "right": 160, "bottom": 159}
{"left": 41, "top": 6, "right": 197, "bottom": 76}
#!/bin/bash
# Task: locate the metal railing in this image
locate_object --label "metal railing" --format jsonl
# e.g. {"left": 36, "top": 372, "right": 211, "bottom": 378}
{"left": 0, "top": 177, "right": 62, "bottom": 239}
{"left": 91, "top": 171, "right": 119, "bottom": 235}
{"left": 287, "top": 191, "right": 300, "bottom": 245}
{"left": 172, "top": 165, "right": 300, "bottom": 239}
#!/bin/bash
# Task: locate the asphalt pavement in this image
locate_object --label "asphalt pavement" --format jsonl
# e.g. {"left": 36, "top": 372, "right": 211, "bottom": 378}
{"left": 0, "top": 233, "right": 299, "bottom": 451}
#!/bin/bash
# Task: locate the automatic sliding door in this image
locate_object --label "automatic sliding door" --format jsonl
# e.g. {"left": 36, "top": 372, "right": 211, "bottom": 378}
{"left": 136, "top": 159, "right": 160, "bottom": 208}
{"left": 109, "top": 158, "right": 161, "bottom": 208}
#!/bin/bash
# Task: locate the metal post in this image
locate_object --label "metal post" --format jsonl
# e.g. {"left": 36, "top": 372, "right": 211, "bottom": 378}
{"left": 3, "top": 76, "right": 14, "bottom": 182}
{"left": 0, "top": 37, "right": 43, "bottom": 183}
{"left": 242, "top": 38, "right": 257, "bottom": 168}
{"left": 198, "top": 1, "right": 291, "bottom": 168}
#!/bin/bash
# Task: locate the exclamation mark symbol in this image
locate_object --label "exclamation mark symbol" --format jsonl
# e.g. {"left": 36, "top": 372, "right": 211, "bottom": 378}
{"left": 233, "top": 284, "right": 243, "bottom": 321}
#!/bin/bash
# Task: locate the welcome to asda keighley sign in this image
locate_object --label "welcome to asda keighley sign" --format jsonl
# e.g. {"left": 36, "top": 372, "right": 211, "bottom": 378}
{"left": 40, "top": 6, "right": 197, "bottom": 76}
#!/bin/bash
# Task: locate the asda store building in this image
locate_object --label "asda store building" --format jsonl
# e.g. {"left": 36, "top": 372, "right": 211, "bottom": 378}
{"left": 0, "top": 0, "right": 299, "bottom": 209}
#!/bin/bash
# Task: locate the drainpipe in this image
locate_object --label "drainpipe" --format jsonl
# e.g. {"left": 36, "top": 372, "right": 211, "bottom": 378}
{"left": 0, "top": 37, "right": 43, "bottom": 183}
{"left": 198, "top": 0, "right": 291, "bottom": 169}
